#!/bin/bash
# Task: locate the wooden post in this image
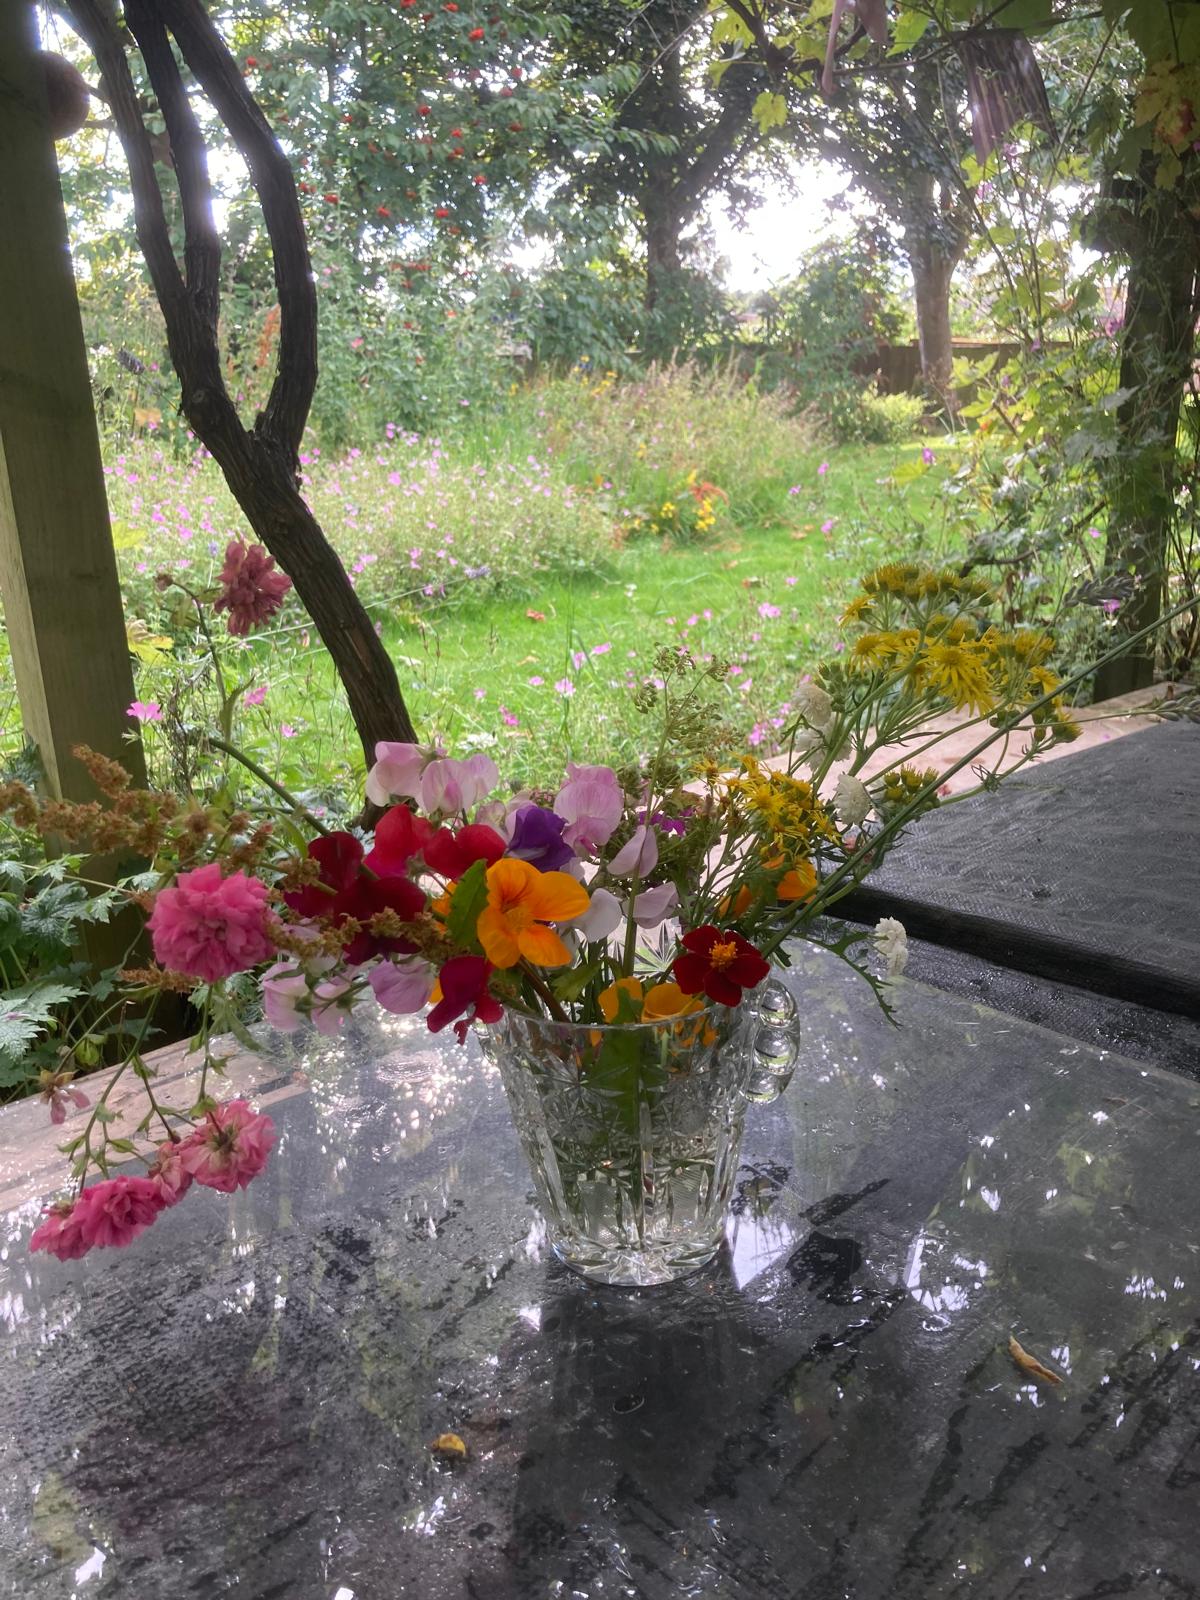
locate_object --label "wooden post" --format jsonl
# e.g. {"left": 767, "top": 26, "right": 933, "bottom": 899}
{"left": 0, "top": 2, "right": 146, "bottom": 801}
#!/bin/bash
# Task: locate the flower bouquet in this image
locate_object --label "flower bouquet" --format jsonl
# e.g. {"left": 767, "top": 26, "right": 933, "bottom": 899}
{"left": 11, "top": 560, "right": 1081, "bottom": 1283}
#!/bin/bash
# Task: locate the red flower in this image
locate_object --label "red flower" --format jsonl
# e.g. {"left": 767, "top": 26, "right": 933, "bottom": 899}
{"left": 435, "top": 206, "right": 450, "bottom": 218}
{"left": 376, "top": 204, "right": 392, "bottom": 218}
{"left": 450, "top": 127, "right": 463, "bottom": 137}
{"left": 213, "top": 540, "right": 292, "bottom": 636}
{"left": 298, "top": 181, "right": 313, "bottom": 194}
{"left": 468, "top": 26, "right": 484, "bottom": 38}
{"left": 324, "top": 192, "right": 339, "bottom": 204}
{"left": 672, "top": 925, "right": 770, "bottom": 1007}
{"left": 283, "top": 832, "right": 426, "bottom": 964}
{"left": 245, "top": 55, "right": 258, "bottom": 68}
{"left": 444, "top": 3, "right": 459, "bottom": 10}
{"left": 418, "top": 104, "right": 431, "bottom": 116}
{"left": 363, "top": 805, "right": 436, "bottom": 876}
{"left": 421, "top": 822, "right": 505, "bottom": 879}
{"left": 428, "top": 955, "right": 503, "bottom": 1042}
{"left": 473, "top": 174, "right": 486, "bottom": 185}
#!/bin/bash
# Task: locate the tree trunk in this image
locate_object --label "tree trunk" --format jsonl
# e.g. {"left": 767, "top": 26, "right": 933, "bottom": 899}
{"left": 191, "top": 398, "right": 417, "bottom": 761}
{"left": 1094, "top": 170, "right": 1197, "bottom": 702}
{"left": 910, "top": 243, "right": 959, "bottom": 417}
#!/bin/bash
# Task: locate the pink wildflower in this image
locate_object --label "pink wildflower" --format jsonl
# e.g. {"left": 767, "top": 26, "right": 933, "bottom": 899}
{"left": 148, "top": 864, "right": 274, "bottom": 983}
{"left": 212, "top": 540, "right": 292, "bottom": 636}
{"left": 127, "top": 701, "right": 163, "bottom": 723}
{"left": 179, "top": 1100, "right": 276, "bottom": 1193}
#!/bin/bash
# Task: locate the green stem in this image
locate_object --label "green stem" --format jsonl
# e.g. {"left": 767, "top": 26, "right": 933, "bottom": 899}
{"left": 198, "top": 734, "right": 332, "bottom": 835}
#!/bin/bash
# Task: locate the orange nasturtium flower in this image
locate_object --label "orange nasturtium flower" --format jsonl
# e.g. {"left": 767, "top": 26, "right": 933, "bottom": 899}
{"left": 598, "top": 976, "right": 643, "bottom": 1022}
{"left": 641, "top": 982, "right": 703, "bottom": 1023}
{"left": 776, "top": 859, "right": 818, "bottom": 902}
{"left": 476, "top": 859, "right": 589, "bottom": 968}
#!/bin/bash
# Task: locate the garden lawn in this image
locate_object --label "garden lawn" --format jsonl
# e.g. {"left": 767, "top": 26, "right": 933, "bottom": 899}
{"left": 0, "top": 371, "right": 963, "bottom": 812}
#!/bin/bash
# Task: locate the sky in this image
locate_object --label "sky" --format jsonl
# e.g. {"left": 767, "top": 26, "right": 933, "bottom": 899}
{"left": 705, "top": 162, "right": 859, "bottom": 293}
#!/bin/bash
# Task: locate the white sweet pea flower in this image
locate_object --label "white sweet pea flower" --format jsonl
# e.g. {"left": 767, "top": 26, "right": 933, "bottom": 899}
{"left": 834, "top": 774, "right": 873, "bottom": 827}
{"left": 873, "top": 917, "right": 908, "bottom": 978}
{"left": 573, "top": 887, "right": 625, "bottom": 943}
{"left": 795, "top": 682, "right": 834, "bottom": 732}
{"left": 630, "top": 882, "right": 679, "bottom": 927}
{"left": 608, "top": 825, "right": 658, "bottom": 878}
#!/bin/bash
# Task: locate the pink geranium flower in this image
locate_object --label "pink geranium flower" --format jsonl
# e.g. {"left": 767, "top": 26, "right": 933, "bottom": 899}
{"left": 148, "top": 864, "right": 274, "bottom": 983}
{"left": 179, "top": 1099, "right": 276, "bottom": 1193}
{"left": 212, "top": 539, "right": 292, "bottom": 636}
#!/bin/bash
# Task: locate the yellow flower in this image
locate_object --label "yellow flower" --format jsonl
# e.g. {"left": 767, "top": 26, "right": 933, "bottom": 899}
{"left": 920, "top": 641, "right": 996, "bottom": 714}
{"left": 477, "top": 859, "right": 590, "bottom": 969}
{"left": 840, "top": 594, "right": 875, "bottom": 625}
{"left": 849, "top": 633, "right": 897, "bottom": 671}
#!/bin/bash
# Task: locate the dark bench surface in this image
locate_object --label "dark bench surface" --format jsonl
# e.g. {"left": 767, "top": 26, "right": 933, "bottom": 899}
{"left": 1, "top": 947, "right": 1197, "bottom": 1600}
{"left": 841, "top": 720, "right": 1200, "bottom": 1021}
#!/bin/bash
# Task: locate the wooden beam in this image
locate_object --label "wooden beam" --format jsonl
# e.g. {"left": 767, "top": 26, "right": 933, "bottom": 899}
{"left": 0, "top": 2, "right": 146, "bottom": 802}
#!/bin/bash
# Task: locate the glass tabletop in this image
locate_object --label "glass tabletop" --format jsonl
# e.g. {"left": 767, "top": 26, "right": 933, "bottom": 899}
{"left": 1, "top": 947, "right": 1196, "bottom": 1599}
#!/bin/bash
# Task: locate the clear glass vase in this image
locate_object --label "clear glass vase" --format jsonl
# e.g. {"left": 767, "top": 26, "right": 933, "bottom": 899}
{"left": 481, "top": 983, "right": 800, "bottom": 1287}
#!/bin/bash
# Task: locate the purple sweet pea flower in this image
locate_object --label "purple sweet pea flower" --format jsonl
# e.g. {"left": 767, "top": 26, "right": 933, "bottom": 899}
{"left": 505, "top": 804, "right": 575, "bottom": 873}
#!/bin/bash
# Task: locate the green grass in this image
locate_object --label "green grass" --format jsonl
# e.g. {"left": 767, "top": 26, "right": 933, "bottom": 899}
{"left": 0, "top": 371, "right": 963, "bottom": 810}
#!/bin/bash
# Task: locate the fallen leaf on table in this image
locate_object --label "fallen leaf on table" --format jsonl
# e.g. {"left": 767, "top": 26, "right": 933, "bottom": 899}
{"left": 1008, "top": 1335, "right": 1063, "bottom": 1386}
{"left": 429, "top": 1432, "right": 469, "bottom": 1460}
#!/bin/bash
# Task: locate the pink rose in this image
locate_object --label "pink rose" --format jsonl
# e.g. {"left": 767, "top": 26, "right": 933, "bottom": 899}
{"left": 148, "top": 1141, "right": 193, "bottom": 1207}
{"left": 212, "top": 540, "right": 292, "bottom": 636}
{"left": 29, "top": 1200, "right": 90, "bottom": 1261}
{"left": 179, "top": 1099, "right": 276, "bottom": 1193}
{"left": 74, "top": 1176, "right": 165, "bottom": 1250}
{"left": 555, "top": 764, "right": 623, "bottom": 852}
{"left": 148, "top": 865, "right": 274, "bottom": 983}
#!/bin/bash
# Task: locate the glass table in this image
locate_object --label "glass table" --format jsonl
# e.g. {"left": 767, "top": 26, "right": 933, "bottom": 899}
{"left": 1, "top": 947, "right": 1196, "bottom": 1599}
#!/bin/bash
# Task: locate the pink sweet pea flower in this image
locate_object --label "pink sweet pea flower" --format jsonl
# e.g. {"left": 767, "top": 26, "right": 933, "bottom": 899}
{"left": 555, "top": 764, "right": 623, "bottom": 852}
{"left": 127, "top": 700, "right": 163, "bottom": 723}
{"left": 74, "top": 1175, "right": 166, "bottom": 1250}
{"left": 212, "top": 540, "right": 292, "bottom": 636}
{"left": 608, "top": 825, "right": 658, "bottom": 878}
{"left": 28, "top": 1200, "right": 90, "bottom": 1261}
{"left": 179, "top": 1100, "right": 276, "bottom": 1193}
{"left": 419, "top": 754, "right": 498, "bottom": 815}
{"left": 148, "top": 864, "right": 274, "bottom": 983}
{"left": 369, "top": 956, "right": 436, "bottom": 1014}
{"left": 365, "top": 740, "right": 428, "bottom": 806}
{"left": 262, "top": 960, "right": 360, "bottom": 1036}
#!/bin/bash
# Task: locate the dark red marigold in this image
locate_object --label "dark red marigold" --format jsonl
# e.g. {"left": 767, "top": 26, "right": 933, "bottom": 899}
{"left": 672, "top": 924, "right": 770, "bottom": 1007}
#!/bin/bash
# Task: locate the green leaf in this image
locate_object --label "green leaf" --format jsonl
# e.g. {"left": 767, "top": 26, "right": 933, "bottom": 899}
{"left": 889, "top": 9, "right": 931, "bottom": 54}
{"left": 752, "top": 90, "right": 787, "bottom": 133}
{"left": 445, "top": 857, "right": 490, "bottom": 951}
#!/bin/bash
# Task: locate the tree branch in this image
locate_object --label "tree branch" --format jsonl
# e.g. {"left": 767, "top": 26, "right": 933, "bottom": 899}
{"left": 154, "top": 0, "right": 317, "bottom": 456}
{"left": 124, "top": 0, "right": 220, "bottom": 333}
